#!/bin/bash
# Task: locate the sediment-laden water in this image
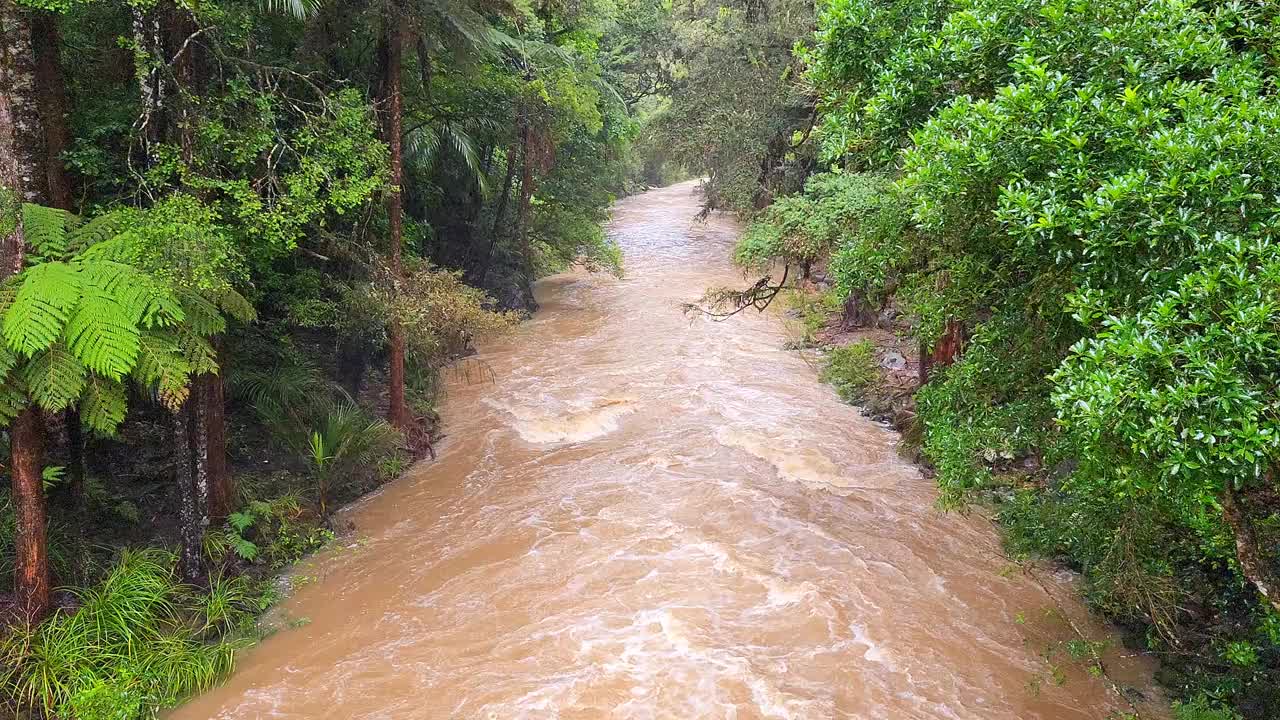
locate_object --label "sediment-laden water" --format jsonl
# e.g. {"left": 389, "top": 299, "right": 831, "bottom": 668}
{"left": 173, "top": 181, "right": 1162, "bottom": 720}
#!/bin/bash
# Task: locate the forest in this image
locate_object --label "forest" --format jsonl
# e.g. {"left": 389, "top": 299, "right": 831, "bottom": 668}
{"left": 0, "top": 0, "right": 669, "bottom": 715}
{"left": 3, "top": 0, "right": 1280, "bottom": 718}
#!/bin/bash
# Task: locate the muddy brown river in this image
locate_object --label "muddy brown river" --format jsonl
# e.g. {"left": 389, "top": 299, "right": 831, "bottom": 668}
{"left": 174, "top": 181, "right": 1164, "bottom": 719}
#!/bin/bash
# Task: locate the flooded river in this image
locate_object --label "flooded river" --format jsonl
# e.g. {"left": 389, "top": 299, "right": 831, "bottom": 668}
{"left": 174, "top": 181, "right": 1162, "bottom": 719}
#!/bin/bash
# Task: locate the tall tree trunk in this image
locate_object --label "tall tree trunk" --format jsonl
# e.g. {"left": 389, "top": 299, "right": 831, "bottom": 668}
{"left": 382, "top": 23, "right": 410, "bottom": 430}
{"left": 9, "top": 408, "right": 49, "bottom": 620}
{"left": 174, "top": 400, "right": 207, "bottom": 584}
{"left": 30, "top": 10, "right": 70, "bottom": 210}
{"left": 2, "top": 0, "right": 53, "bottom": 621}
{"left": 202, "top": 363, "right": 232, "bottom": 521}
{"left": 516, "top": 116, "right": 534, "bottom": 270}
{"left": 0, "top": 1, "right": 48, "bottom": 207}
{"left": 163, "top": 1, "right": 222, "bottom": 560}
{"left": 479, "top": 142, "right": 518, "bottom": 285}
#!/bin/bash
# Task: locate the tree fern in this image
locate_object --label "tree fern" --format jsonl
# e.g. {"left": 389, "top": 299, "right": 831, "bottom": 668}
{"left": 80, "top": 261, "right": 184, "bottom": 330}
{"left": 79, "top": 377, "right": 128, "bottom": 436}
{"left": 173, "top": 325, "right": 220, "bottom": 377}
{"left": 175, "top": 287, "right": 227, "bottom": 337}
{"left": 67, "top": 211, "right": 126, "bottom": 256}
{"left": 0, "top": 203, "right": 250, "bottom": 435}
{"left": 133, "top": 332, "right": 194, "bottom": 412}
{"left": 215, "top": 287, "right": 257, "bottom": 325}
{"left": 62, "top": 285, "right": 143, "bottom": 381}
{"left": 21, "top": 204, "right": 73, "bottom": 263}
{"left": 0, "top": 279, "right": 17, "bottom": 316}
{"left": 0, "top": 372, "right": 24, "bottom": 426}
{"left": 3, "top": 262, "right": 83, "bottom": 356}
{"left": 22, "top": 345, "right": 89, "bottom": 413}
{"left": 0, "top": 340, "right": 16, "bottom": 379}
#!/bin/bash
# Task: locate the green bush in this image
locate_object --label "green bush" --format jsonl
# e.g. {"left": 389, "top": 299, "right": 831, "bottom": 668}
{"left": 821, "top": 340, "right": 879, "bottom": 402}
{"left": 1173, "top": 696, "right": 1244, "bottom": 720}
{"left": 735, "top": 172, "right": 899, "bottom": 275}
{"left": 806, "top": 0, "right": 1280, "bottom": 713}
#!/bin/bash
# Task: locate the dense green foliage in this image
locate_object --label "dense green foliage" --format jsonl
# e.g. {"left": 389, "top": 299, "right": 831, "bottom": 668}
{"left": 1, "top": 0, "right": 668, "bottom": 715}
{"left": 684, "top": 0, "right": 1280, "bottom": 713}
{"left": 715, "top": 0, "right": 1280, "bottom": 714}
{"left": 652, "top": 0, "right": 815, "bottom": 212}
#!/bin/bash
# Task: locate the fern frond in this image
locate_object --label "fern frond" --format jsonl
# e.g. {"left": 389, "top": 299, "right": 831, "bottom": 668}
{"left": 63, "top": 284, "right": 142, "bottom": 380}
{"left": 0, "top": 277, "right": 17, "bottom": 316}
{"left": 22, "top": 344, "right": 89, "bottom": 412}
{"left": 0, "top": 371, "right": 26, "bottom": 427}
{"left": 176, "top": 287, "right": 227, "bottom": 336}
{"left": 3, "top": 262, "right": 83, "bottom": 356}
{"left": 76, "top": 233, "right": 136, "bottom": 264}
{"left": 78, "top": 260, "right": 185, "bottom": 328}
{"left": 215, "top": 287, "right": 256, "bottom": 324}
{"left": 68, "top": 210, "right": 128, "bottom": 255}
{"left": 174, "top": 325, "right": 220, "bottom": 376}
{"left": 133, "top": 331, "right": 194, "bottom": 411}
{"left": 21, "top": 204, "right": 73, "bottom": 263}
{"left": 80, "top": 375, "right": 128, "bottom": 435}
{"left": 0, "top": 342, "right": 15, "bottom": 378}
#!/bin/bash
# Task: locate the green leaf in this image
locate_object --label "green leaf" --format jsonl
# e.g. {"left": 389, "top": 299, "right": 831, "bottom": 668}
{"left": 228, "top": 511, "right": 255, "bottom": 532}
{"left": 0, "top": 371, "right": 26, "bottom": 427}
{"left": 176, "top": 288, "right": 227, "bottom": 337}
{"left": 66, "top": 209, "right": 126, "bottom": 255}
{"left": 132, "top": 331, "right": 194, "bottom": 411}
{"left": 63, "top": 284, "right": 142, "bottom": 380}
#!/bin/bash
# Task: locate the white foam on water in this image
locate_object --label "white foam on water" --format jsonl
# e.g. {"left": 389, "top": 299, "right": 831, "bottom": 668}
{"left": 716, "top": 427, "right": 898, "bottom": 491}
{"left": 486, "top": 396, "right": 637, "bottom": 444}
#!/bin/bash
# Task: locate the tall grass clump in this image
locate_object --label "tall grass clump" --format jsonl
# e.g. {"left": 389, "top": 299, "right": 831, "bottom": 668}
{"left": 0, "top": 549, "right": 253, "bottom": 719}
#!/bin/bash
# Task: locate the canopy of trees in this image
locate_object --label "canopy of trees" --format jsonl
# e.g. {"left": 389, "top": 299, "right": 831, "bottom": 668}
{"left": 696, "top": 0, "right": 1280, "bottom": 716}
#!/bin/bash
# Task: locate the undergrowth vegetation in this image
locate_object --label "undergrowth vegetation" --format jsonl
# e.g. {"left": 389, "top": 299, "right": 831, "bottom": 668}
{"left": 820, "top": 340, "right": 879, "bottom": 403}
{"left": 0, "top": 550, "right": 252, "bottom": 720}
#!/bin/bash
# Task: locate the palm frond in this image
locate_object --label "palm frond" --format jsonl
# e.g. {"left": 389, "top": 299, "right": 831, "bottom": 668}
{"left": 258, "top": 0, "right": 320, "bottom": 19}
{"left": 404, "top": 122, "right": 491, "bottom": 195}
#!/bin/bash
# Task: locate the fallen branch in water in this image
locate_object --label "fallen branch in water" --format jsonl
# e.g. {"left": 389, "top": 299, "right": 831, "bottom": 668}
{"left": 681, "top": 265, "right": 791, "bottom": 320}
